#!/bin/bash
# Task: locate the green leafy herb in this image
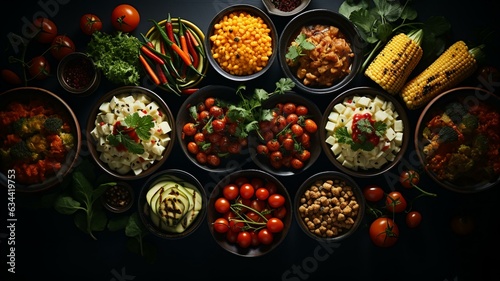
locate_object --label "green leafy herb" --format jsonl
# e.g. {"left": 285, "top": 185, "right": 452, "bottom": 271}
{"left": 107, "top": 112, "right": 154, "bottom": 154}
{"left": 334, "top": 118, "right": 387, "bottom": 151}
{"left": 86, "top": 31, "right": 142, "bottom": 85}
{"left": 285, "top": 33, "right": 316, "bottom": 64}
{"left": 226, "top": 78, "right": 295, "bottom": 138}
{"left": 54, "top": 171, "right": 114, "bottom": 240}
{"left": 339, "top": 0, "right": 451, "bottom": 71}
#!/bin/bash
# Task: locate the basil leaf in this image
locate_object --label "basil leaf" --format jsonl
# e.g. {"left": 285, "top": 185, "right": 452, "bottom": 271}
{"left": 54, "top": 196, "right": 81, "bottom": 215}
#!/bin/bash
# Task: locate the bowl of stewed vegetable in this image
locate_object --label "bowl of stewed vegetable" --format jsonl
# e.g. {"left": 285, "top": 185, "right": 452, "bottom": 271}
{"left": 204, "top": 4, "right": 278, "bottom": 81}
{"left": 294, "top": 171, "right": 365, "bottom": 242}
{"left": 278, "top": 9, "right": 363, "bottom": 94}
{"left": 87, "top": 86, "right": 175, "bottom": 180}
{"left": 415, "top": 86, "right": 500, "bottom": 193}
{"left": 0, "top": 87, "right": 81, "bottom": 193}
{"left": 249, "top": 91, "right": 322, "bottom": 176}
{"left": 320, "top": 86, "right": 410, "bottom": 178}
{"left": 207, "top": 169, "right": 292, "bottom": 257}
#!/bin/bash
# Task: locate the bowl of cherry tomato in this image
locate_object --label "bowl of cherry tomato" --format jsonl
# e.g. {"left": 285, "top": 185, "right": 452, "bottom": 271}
{"left": 249, "top": 91, "right": 322, "bottom": 176}
{"left": 207, "top": 169, "right": 292, "bottom": 257}
{"left": 295, "top": 171, "right": 365, "bottom": 242}
{"left": 176, "top": 85, "right": 251, "bottom": 173}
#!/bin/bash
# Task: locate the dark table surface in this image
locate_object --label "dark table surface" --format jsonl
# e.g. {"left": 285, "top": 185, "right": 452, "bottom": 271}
{"left": 1, "top": 0, "right": 500, "bottom": 280}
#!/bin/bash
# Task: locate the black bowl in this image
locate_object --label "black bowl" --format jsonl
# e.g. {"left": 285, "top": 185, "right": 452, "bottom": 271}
{"left": 294, "top": 171, "right": 365, "bottom": 242}
{"left": 138, "top": 169, "right": 206, "bottom": 239}
{"left": 249, "top": 91, "right": 322, "bottom": 176}
{"left": 0, "top": 87, "right": 81, "bottom": 193}
{"left": 320, "top": 86, "right": 410, "bottom": 178}
{"left": 204, "top": 4, "right": 278, "bottom": 81}
{"left": 206, "top": 169, "right": 292, "bottom": 257}
{"left": 176, "top": 85, "right": 252, "bottom": 173}
{"left": 278, "top": 9, "right": 363, "bottom": 94}
{"left": 87, "top": 86, "right": 175, "bottom": 180}
{"left": 415, "top": 86, "right": 500, "bottom": 193}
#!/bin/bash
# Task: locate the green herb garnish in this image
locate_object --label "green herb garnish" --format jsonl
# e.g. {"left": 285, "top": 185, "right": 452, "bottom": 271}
{"left": 285, "top": 33, "right": 316, "bottom": 64}
{"left": 107, "top": 112, "right": 154, "bottom": 154}
{"left": 334, "top": 118, "right": 387, "bottom": 151}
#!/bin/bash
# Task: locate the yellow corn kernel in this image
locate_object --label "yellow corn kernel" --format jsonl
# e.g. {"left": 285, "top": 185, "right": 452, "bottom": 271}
{"left": 365, "top": 30, "right": 424, "bottom": 95}
{"left": 400, "top": 41, "right": 480, "bottom": 109}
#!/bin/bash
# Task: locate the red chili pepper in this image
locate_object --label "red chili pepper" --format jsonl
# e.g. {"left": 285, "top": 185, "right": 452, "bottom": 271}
{"left": 156, "top": 63, "right": 168, "bottom": 85}
{"left": 185, "top": 28, "right": 205, "bottom": 58}
{"left": 178, "top": 17, "right": 190, "bottom": 59}
{"left": 184, "top": 24, "right": 199, "bottom": 68}
{"left": 181, "top": 88, "right": 199, "bottom": 95}
{"left": 165, "top": 13, "right": 175, "bottom": 43}
{"left": 140, "top": 33, "right": 155, "bottom": 49}
{"left": 140, "top": 45, "right": 164, "bottom": 65}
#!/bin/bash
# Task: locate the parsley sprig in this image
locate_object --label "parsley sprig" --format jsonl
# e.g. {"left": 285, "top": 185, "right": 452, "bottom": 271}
{"left": 285, "top": 33, "right": 316, "bottom": 65}
{"left": 334, "top": 118, "right": 387, "bottom": 151}
{"left": 107, "top": 112, "right": 154, "bottom": 154}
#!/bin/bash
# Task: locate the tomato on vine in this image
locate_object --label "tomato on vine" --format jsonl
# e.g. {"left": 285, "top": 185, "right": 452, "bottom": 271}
{"left": 80, "top": 13, "right": 102, "bottom": 35}
{"left": 369, "top": 217, "right": 399, "bottom": 247}
{"left": 50, "top": 35, "right": 75, "bottom": 60}
{"left": 406, "top": 211, "right": 422, "bottom": 228}
{"left": 385, "top": 191, "right": 407, "bottom": 213}
{"left": 362, "top": 185, "right": 384, "bottom": 202}
{"left": 33, "top": 17, "right": 58, "bottom": 44}
{"left": 399, "top": 169, "right": 437, "bottom": 197}
{"left": 111, "top": 4, "right": 140, "bottom": 32}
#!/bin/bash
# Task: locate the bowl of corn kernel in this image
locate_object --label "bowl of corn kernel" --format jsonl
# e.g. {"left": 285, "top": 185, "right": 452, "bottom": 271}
{"left": 204, "top": 4, "right": 278, "bottom": 81}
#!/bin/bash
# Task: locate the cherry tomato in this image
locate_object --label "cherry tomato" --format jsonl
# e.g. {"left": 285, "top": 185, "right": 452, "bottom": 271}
{"left": 111, "top": 4, "right": 140, "bottom": 32}
{"left": 250, "top": 178, "right": 264, "bottom": 189}
{"left": 399, "top": 170, "right": 420, "bottom": 189}
{"left": 406, "top": 211, "right": 422, "bottom": 228}
{"left": 50, "top": 35, "right": 75, "bottom": 60}
{"left": 267, "top": 217, "right": 284, "bottom": 233}
{"left": 283, "top": 103, "right": 296, "bottom": 114}
{"left": 255, "top": 187, "right": 270, "bottom": 200}
{"left": 265, "top": 182, "right": 278, "bottom": 195}
{"left": 229, "top": 219, "right": 244, "bottom": 233}
{"left": 295, "top": 105, "right": 308, "bottom": 116}
{"left": 234, "top": 176, "right": 248, "bottom": 187}
{"left": 266, "top": 139, "right": 280, "bottom": 152}
{"left": 250, "top": 230, "right": 260, "bottom": 247}
{"left": 211, "top": 119, "right": 225, "bottom": 132}
{"left": 237, "top": 231, "right": 252, "bottom": 248}
{"left": 290, "top": 158, "right": 304, "bottom": 169}
{"left": 214, "top": 197, "right": 230, "bottom": 214}
{"left": 213, "top": 218, "right": 230, "bottom": 233}
{"left": 362, "top": 185, "right": 384, "bottom": 202}
{"left": 28, "top": 56, "right": 50, "bottom": 80}
{"left": 1, "top": 69, "right": 22, "bottom": 85}
{"left": 450, "top": 214, "right": 475, "bottom": 235}
{"left": 182, "top": 123, "right": 197, "bottom": 136}
{"left": 226, "top": 229, "right": 238, "bottom": 243}
{"left": 249, "top": 199, "right": 266, "bottom": 212}
{"left": 222, "top": 184, "right": 239, "bottom": 200}
{"left": 304, "top": 119, "right": 318, "bottom": 133}
{"left": 245, "top": 211, "right": 261, "bottom": 222}
{"left": 385, "top": 191, "right": 407, "bottom": 213}
{"left": 291, "top": 123, "right": 304, "bottom": 137}
{"left": 369, "top": 217, "right": 399, "bottom": 247}
{"left": 207, "top": 154, "right": 220, "bottom": 166}
{"left": 268, "top": 194, "right": 285, "bottom": 208}
{"left": 80, "top": 14, "right": 102, "bottom": 35}
{"left": 258, "top": 228, "right": 274, "bottom": 245}
{"left": 187, "top": 142, "right": 199, "bottom": 154}
{"left": 195, "top": 152, "right": 207, "bottom": 164}
{"left": 240, "top": 183, "right": 255, "bottom": 199}
{"left": 33, "top": 17, "right": 57, "bottom": 43}
{"left": 273, "top": 206, "right": 287, "bottom": 220}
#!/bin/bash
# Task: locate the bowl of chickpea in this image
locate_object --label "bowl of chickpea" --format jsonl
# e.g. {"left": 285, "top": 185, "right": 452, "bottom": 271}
{"left": 279, "top": 9, "right": 364, "bottom": 94}
{"left": 204, "top": 4, "right": 278, "bottom": 82}
{"left": 294, "top": 171, "right": 365, "bottom": 242}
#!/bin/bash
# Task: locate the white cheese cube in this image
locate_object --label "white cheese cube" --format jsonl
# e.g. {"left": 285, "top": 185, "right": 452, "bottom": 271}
{"left": 356, "top": 96, "right": 371, "bottom": 108}
{"left": 342, "top": 159, "right": 355, "bottom": 170}
{"left": 159, "top": 135, "right": 171, "bottom": 147}
{"left": 328, "top": 111, "right": 339, "bottom": 122}
{"left": 122, "top": 95, "right": 135, "bottom": 105}
{"left": 343, "top": 107, "right": 354, "bottom": 119}
{"left": 374, "top": 110, "right": 389, "bottom": 122}
{"left": 394, "top": 120, "right": 404, "bottom": 132}
{"left": 373, "top": 96, "right": 385, "bottom": 108}
{"left": 116, "top": 165, "right": 131, "bottom": 175}
{"left": 99, "top": 102, "right": 111, "bottom": 113}
{"left": 90, "top": 127, "right": 100, "bottom": 141}
{"left": 325, "top": 121, "right": 336, "bottom": 132}
{"left": 385, "top": 127, "right": 396, "bottom": 141}
{"left": 99, "top": 152, "right": 112, "bottom": 163}
{"left": 334, "top": 103, "right": 346, "bottom": 114}
{"left": 109, "top": 96, "right": 120, "bottom": 109}
{"left": 325, "top": 135, "right": 336, "bottom": 146}
{"left": 394, "top": 132, "right": 403, "bottom": 146}
{"left": 151, "top": 144, "right": 165, "bottom": 156}
{"left": 330, "top": 142, "right": 342, "bottom": 155}
{"left": 158, "top": 121, "right": 171, "bottom": 134}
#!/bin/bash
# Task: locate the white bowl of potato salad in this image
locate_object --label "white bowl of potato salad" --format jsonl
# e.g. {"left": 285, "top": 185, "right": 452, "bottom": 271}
{"left": 320, "top": 87, "right": 409, "bottom": 177}
{"left": 87, "top": 86, "right": 175, "bottom": 180}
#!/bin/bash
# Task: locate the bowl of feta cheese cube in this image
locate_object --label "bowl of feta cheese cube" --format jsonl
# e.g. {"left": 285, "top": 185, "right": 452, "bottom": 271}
{"left": 320, "top": 87, "right": 409, "bottom": 177}
{"left": 87, "top": 86, "right": 175, "bottom": 180}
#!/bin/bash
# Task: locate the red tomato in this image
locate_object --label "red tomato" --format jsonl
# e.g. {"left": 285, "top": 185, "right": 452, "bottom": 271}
{"left": 250, "top": 230, "right": 260, "bottom": 247}
{"left": 50, "top": 35, "right": 75, "bottom": 60}
{"left": 399, "top": 170, "right": 420, "bottom": 189}
{"left": 1, "top": 69, "right": 22, "bottom": 85}
{"left": 222, "top": 184, "right": 239, "bottom": 200}
{"left": 187, "top": 142, "right": 199, "bottom": 154}
{"left": 111, "top": 4, "right": 140, "bottom": 32}
{"left": 213, "top": 218, "right": 230, "bottom": 233}
{"left": 237, "top": 231, "right": 252, "bottom": 248}
{"left": 255, "top": 187, "right": 270, "bottom": 200}
{"left": 226, "top": 229, "right": 238, "bottom": 243}
{"left": 273, "top": 206, "right": 287, "bottom": 219}
{"left": 229, "top": 219, "right": 244, "bottom": 233}
{"left": 406, "top": 211, "right": 422, "bottom": 228}
{"left": 214, "top": 197, "right": 230, "bottom": 214}
{"left": 28, "top": 56, "right": 50, "bottom": 80}
{"left": 80, "top": 14, "right": 102, "bottom": 35}
{"left": 33, "top": 17, "right": 57, "bottom": 43}
{"left": 362, "top": 185, "right": 384, "bottom": 202}
{"left": 304, "top": 119, "right": 318, "bottom": 133}
{"left": 369, "top": 217, "right": 399, "bottom": 247}
{"left": 207, "top": 154, "right": 220, "bottom": 167}
{"left": 268, "top": 194, "right": 285, "bottom": 208}
{"left": 182, "top": 123, "right": 197, "bottom": 136}
{"left": 295, "top": 105, "right": 308, "bottom": 116}
{"left": 239, "top": 183, "right": 255, "bottom": 199}
{"left": 385, "top": 191, "right": 407, "bottom": 213}
{"left": 257, "top": 228, "right": 274, "bottom": 245}
{"left": 267, "top": 217, "right": 284, "bottom": 233}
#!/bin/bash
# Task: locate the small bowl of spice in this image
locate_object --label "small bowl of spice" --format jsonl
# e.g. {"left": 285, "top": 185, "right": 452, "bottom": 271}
{"left": 57, "top": 52, "right": 100, "bottom": 96}
{"left": 261, "top": 0, "right": 311, "bottom": 16}
{"left": 102, "top": 182, "right": 134, "bottom": 213}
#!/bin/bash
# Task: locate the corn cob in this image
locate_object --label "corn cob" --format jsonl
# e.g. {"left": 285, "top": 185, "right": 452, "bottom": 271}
{"left": 365, "top": 29, "right": 424, "bottom": 95}
{"left": 400, "top": 41, "right": 484, "bottom": 109}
